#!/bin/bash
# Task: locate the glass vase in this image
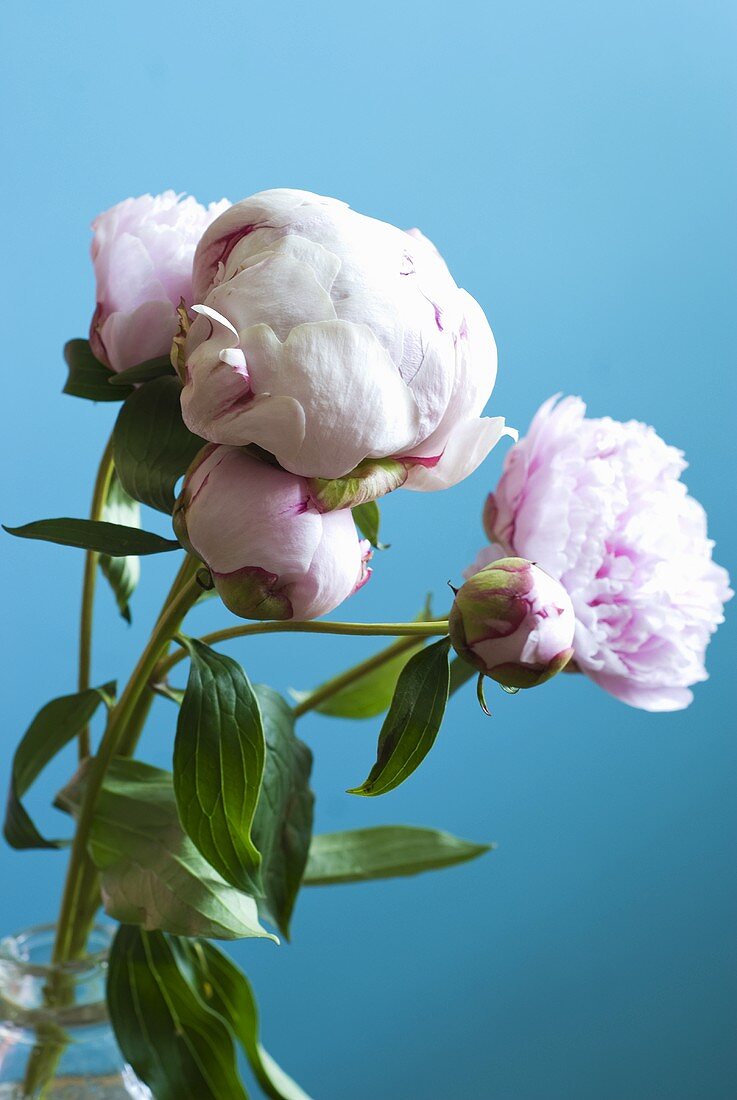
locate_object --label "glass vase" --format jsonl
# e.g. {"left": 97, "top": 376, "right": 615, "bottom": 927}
{"left": 0, "top": 924, "right": 150, "bottom": 1099}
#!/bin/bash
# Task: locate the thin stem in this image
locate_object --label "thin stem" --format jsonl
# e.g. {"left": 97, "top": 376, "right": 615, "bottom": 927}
{"left": 292, "top": 633, "right": 421, "bottom": 718}
{"left": 77, "top": 435, "right": 115, "bottom": 760}
{"left": 52, "top": 569, "right": 201, "bottom": 966}
{"left": 155, "top": 619, "right": 450, "bottom": 682}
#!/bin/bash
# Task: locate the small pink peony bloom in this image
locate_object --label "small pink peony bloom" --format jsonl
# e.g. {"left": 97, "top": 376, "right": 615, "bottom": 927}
{"left": 471, "top": 396, "right": 733, "bottom": 711}
{"left": 450, "top": 557, "right": 575, "bottom": 689}
{"left": 180, "top": 188, "right": 514, "bottom": 490}
{"left": 173, "top": 445, "right": 371, "bottom": 621}
{"left": 89, "top": 191, "right": 230, "bottom": 372}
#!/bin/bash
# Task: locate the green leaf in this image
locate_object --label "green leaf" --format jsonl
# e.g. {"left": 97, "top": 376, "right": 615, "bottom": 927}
{"left": 4, "top": 684, "right": 113, "bottom": 850}
{"left": 352, "top": 500, "right": 387, "bottom": 549}
{"left": 174, "top": 640, "right": 265, "bottom": 894}
{"left": 348, "top": 637, "right": 451, "bottom": 797}
{"left": 113, "top": 374, "right": 205, "bottom": 514}
{"left": 292, "top": 640, "right": 427, "bottom": 721}
{"left": 63, "top": 339, "right": 131, "bottom": 402}
{"left": 448, "top": 654, "right": 477, "bottom": 696}
{"left": 291, "top": 601, "right": 434, "bottom": 720}
{"left": 3, "top": 518, "right": 180, "bottom": 556}
{"left": 57, "top": 758, "right": 276, "bottom": 940}
{"left": 187, "top": 940, "right": 312, "bottom": 1100}
{"left": 303, "top": 826, "right": 491, "bottom": 884}
{"left": 251, "top": 686, "right": 314, "bottom": 939}
{"left": 99, "top": 473, "right": 141, "bottom": 622}
{"left": 107, "top": 926, "right": 250, "bottom": 1100}
{"left": 108, "top": 355, "right": 175, "bottom": 386}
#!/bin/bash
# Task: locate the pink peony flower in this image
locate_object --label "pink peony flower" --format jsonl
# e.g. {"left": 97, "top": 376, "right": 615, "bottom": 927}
{"left": 470, "top": 396, "right": 732, "bottom": 711}
{"left": 173, "top": 445, "right": 371, "bottom": 621}
{"left": 450, "top": 557, "right": 575, "bottom": 689}
{"left": 90, "top": 191, "right": 230, "bottom": 372}
{"left": 180, "top": 188, "right": 514, "bottom": 490}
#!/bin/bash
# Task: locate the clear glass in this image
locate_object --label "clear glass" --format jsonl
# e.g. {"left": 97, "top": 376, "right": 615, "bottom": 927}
{"left": 0, "top": 924, "right": 150, "bottom": 1099}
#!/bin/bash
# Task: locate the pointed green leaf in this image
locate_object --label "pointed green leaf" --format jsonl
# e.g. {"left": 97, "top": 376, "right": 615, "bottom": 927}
{"left": 113, "top": 374, "right": 205, "bottom": 514}
{"left": 291, "top": 601, "right": 434, "bottom": 720}
{"left": 352, "top": 500, "right": 387, "bottom": 549}
{"left": 348, "top": 637, "right": 451, "bottom": 797}
{"left": 188, "top": 940, "right": 312, "bottom": 1100}
{"left": 4, "top": 684, "right": 113, "bottom": 849}
{"left": 63, "top": 339, "right": 131, "bottom": 402}
{"left": 291, "top": 640, "right": 427, "bottom": 721}
{"left": 303, "top": 826, "right": 491, "bottom": 885}
{"left": 99, "top": 473, "right": 141, "bottom": 622}
{"left": 3, "top": 518, "right": 180, "bottom": 556}
{"left": 57, "top": 758, "right": 275, "bottom": 940}
{"left": 251, "top": 686, "right": 314, "bottom": 939}
{"left": 107, "top": 355, "right": 175, "bottom": 386}
{"left": 174, "top": 640, "right": 265, "bottom": 894}
{"left": 107, "top": 926, "right": 250, "bottom": 1100}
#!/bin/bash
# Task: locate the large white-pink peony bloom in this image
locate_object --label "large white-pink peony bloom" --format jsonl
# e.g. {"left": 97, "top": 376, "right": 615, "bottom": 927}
{"left": 180, "top": 189, "right": 513, "bottom": 491}
{"left": 90, "top": 191, "right": 230, "bottom": 372}
{"left": 174, "top": 445, "right": 371, "bottom": 621}
{"left": 469, "top": 396, "right": 732, "bottom": 711}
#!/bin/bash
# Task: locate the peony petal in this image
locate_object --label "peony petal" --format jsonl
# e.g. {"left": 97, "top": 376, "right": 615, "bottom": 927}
{"left": 403, "top": 417, "right": 518, "bottom": 492}
{"left": 99, "top": 299, "right": 178, "bottom": 373}
{"left": 236, "top": 320, "right": 421, "bottom": 478}
{"left": 203, "top": 251, "right": 337, "bottom": 341}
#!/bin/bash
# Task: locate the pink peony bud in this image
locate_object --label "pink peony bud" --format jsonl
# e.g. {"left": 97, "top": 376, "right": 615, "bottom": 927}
{"left": 475, "top": 395, "right": 733, "bottom": 711}
{"left": 89, "top": 191, "right": 230, "bottom": 372}
{"left": 180, "top": 189, "right": 514, "bottom": 493}
{"left": 173, "top": 445, "right": 371, "bottom": 621}
{"left": 449, "top": 558, "right": 575, "bottom": 689}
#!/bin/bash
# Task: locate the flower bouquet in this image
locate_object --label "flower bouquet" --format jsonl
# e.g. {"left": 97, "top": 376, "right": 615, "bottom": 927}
{"left": 2, "top": 189, "right": 730, "bottom": 1098}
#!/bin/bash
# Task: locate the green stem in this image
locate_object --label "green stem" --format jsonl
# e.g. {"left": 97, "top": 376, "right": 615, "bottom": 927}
{"left": 52, "top": 567, "right": 202, "bottom": 966}
{"left": 78, "top": 436, "right": 115, "bottom": 760}
{"left": 155, "top": 619, "right": 450, "bottom": 681}
{"left": 292, "top": 633, "right": 422, "bottom": 718}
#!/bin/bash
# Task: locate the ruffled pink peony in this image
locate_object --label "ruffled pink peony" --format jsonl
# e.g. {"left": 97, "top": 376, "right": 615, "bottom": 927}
{"left": 470, "top": 396, "right": 732, "bottom": 711}
{"left": 90, "top": 191, "right": 230, "bottom": 372}
{"left": 173, "top": 445, "right": 371, "bottom": 621}
{"left": 180, "top": 189, "right": 514, "bottom": 490}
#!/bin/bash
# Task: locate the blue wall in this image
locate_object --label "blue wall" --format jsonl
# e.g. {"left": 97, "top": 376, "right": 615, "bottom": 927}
{"left": 1, "top": 3, "right": 735, "bottom": 1096}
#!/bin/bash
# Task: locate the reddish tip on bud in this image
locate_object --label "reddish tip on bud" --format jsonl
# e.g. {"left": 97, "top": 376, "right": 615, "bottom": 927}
{"left": 449, "top": 557, "right": 575, "bottom": 689}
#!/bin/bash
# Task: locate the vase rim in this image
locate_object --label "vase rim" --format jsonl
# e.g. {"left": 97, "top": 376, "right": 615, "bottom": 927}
{"left": 0, "top": 921, "right": 115, "bottom": 979}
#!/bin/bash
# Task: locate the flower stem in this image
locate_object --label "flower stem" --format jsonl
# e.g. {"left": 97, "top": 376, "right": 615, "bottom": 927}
{"left": 154, "top": 619, "right": 450, "bottom": 681}
{"left": 52, "top": 564, "right": 202, "bottom": 966}
{"left": 77, "top": 435, "right": 115, "bottom": 760}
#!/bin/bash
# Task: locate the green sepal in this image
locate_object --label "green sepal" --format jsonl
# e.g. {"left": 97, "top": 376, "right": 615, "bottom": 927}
{"left": 307, "top": 457, "right": 407, "bottom": 513}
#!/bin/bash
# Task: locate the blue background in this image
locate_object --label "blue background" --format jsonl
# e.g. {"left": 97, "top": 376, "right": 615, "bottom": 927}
{"left": 1, "top": 3, "right": 735, "bottom": 1097}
